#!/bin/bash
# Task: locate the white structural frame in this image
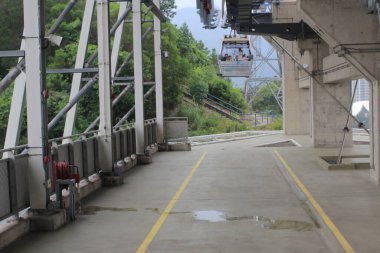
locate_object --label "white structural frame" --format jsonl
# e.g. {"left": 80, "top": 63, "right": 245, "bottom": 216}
{"left": 96, "top": 0, "right": 114, "bottom": 172}
{"left": 154, "top": 0, "right": 164, "bottom": 144}
{"left": 246, "top": 36, "right": 283, "bottom": 111}
{"left": 133, "top": 0, "right": 145, "bottom": 155}
{"left": 23, "top": 0, "right": 49, "bottom": 209}
{"left": 0, "top": 0, "right": 167, "bottom": 212}
{"left": 2, "top": 38, "right": 26, "bottom": 159}
{"left": 63, "top": 0, "right": 95, "bottom": 143}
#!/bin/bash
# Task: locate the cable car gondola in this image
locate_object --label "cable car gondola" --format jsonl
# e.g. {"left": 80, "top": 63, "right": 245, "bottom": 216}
{"left": 218, "top": 35, "right": 253, "bottom": 77}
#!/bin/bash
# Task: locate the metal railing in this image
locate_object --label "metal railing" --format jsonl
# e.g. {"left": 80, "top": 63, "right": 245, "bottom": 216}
{"left": 0, "top": 118, "right": 158, "bottom": 223}
{"left": 249, "top": 111, "right": 277, "bottom": 127}
{"left": 207, "top": 93, "right": 244, "bottom": 115}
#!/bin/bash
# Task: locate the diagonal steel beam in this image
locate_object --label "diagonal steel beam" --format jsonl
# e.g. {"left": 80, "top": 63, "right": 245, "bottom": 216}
{"left": 114, "top": 85, "right": 156, "bottom": 128}
{"left": 85, "top": 5, "right": 132, "bottom": 68}
{"left": 84, "top": 84, "right": 132, "bottom": 133}
{"left": 63, "top": 0, "right": 95, "bottom": 141}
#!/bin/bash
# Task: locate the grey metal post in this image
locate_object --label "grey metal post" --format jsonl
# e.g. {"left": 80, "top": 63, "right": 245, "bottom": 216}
{"left": 133, "top": 0, "right": 145, "bottom": 154}
{"left": 153, "top": 0, "right": 164, "bottom": 144}
{"left": 63, "top": 0, "right": 95, "bottom": 142}
{"left": 24, "top": 0, "right": 49, "bottom": 209}
{"left": 96, "top": 0, "right": 114, "bottom": 172}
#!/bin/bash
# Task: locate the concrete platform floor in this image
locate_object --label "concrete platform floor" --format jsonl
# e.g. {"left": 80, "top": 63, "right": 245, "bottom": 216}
{"left": 2, "top": 134, "right": 378, "bottom": 253}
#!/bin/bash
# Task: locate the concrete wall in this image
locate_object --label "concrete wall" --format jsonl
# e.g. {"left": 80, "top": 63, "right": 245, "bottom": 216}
{"left": 296, "top": 0, "right": 379, "bottom": 182}
{"left": 281, "top": 40, "right": 311, "bottom": 135}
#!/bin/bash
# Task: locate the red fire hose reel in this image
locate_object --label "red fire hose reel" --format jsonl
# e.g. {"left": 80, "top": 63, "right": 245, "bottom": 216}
{"left": 52, "top": 160, "right": 80, "bottom": 188}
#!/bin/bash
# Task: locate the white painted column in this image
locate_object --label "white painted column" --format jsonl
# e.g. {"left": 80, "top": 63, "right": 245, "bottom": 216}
{"left": 24, "top": 0, "right": 49, "bottom": 209}
{"left": 153, "top": 0, "right": 164, "bottom": 144}
{"left": 97, "top": 0, "right": 114, "bottom": 172}
{"left": 63, "top": 0, "right": 95, "bottom": 142}
{"left": 133, "top": 0, "right": 145, "bottom": 154}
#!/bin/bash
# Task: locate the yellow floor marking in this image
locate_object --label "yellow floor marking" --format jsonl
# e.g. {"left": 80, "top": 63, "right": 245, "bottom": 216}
{"left": 274, "top": 150, "right": 356, "bottom": 253}
{"left": 135, "top": 151, "right": 208, "bottom": 253}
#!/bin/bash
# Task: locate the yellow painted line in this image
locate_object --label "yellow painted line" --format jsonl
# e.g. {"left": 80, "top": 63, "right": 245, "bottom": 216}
{"left": 135, "top": 151, "right": 208, "bottom": 253}
{"left": 274, "top": 150, "right": 355, "bottom": 253}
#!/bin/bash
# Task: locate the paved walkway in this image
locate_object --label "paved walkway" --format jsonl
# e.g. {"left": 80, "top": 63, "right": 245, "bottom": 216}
{"left": 2, "top": 134, "right": 378, "bottom": 253}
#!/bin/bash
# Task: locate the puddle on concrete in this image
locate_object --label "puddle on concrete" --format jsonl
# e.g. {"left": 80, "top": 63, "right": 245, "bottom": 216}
{"left": 227, "top": 215, "right": 313, "bottom": 232}
{"left": 80, "top": 206, "right": 138, "bottom": 215}
{"left": 192, "top": 210, "right": 226, "bottom": 222}
{"left": 192, "top": 211, "right": 313, "bottom": 232}
{"left": 145, "top": 208, "right": 159, "bottom": 214}
{"left": 80, "top": 206, "right": 161, "bottom": 215}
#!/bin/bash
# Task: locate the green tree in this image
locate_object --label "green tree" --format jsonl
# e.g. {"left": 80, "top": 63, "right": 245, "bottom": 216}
{"left": 0, "top": 0, "right": 23, "bottom": 78}
{"left": 160, "top": 0, "right": 177, "bottom": 19}
{"left": 189, "top": 70, "right": 209, "bottom": 104}
{"left": 177, "top": 23, "right": 210, "bottom": 66}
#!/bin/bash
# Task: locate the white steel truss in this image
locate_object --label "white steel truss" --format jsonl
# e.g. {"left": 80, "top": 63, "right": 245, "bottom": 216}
{"left": 0, "top": 0, "right": 166, "bottom": 210}
{"left": 245, "top": 36, "right": 283, "bottom": 111}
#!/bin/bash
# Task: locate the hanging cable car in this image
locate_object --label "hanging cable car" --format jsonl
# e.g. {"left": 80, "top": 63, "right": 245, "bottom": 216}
{"left": 218, "top": 35, "right": 253, "bottom": 77}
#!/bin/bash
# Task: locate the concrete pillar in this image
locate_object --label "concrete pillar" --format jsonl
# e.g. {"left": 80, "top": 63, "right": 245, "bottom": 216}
{"left": 307, "top": 42, "right": 353, "bottom": 148}
{"left": 297, "top": 0, "right": 380, "bottom": 184}
{"left": 281, "top": 40, "right": 311, "bottom": 135}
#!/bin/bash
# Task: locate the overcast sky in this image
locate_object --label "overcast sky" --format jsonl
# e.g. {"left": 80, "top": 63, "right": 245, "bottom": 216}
{"left": 175, "top": 0, "right": 221, "bottom": 10}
